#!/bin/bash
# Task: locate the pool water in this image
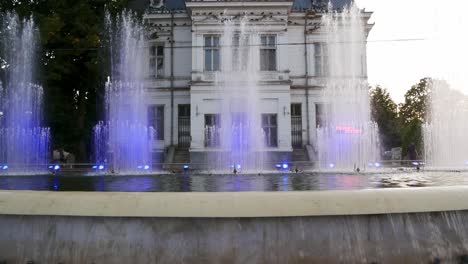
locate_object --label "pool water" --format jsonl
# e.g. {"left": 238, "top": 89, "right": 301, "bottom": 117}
{"left": 1, "top": 170, "right": 467, "bottom": 192}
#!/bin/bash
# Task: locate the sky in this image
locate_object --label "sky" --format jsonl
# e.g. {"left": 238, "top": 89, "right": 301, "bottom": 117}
{"left": 355, "top": 0, "right": 468, "bottom": 103}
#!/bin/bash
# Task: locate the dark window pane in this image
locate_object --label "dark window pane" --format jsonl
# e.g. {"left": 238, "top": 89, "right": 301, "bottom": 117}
{"left": 205, "top": 49, "right": 212, "bottom": 71}
{"left": 157, "top": 46, "right": 164, "bottom": 56}
{"left": 213, "top": 49, "right": 220, "bottom": 71}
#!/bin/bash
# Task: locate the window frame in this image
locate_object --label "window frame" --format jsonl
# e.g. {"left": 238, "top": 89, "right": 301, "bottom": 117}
{"left": 204, "top": 35, "right": 221, "bottom": 72}
{"left": 149, "top": 43, "right": 165, "bottom": 78}
{"left": 204, "top": 113, "right": 221, "bottom": 147}
{"left": 260, "top": 35, "right": 277, "bottom": 71}
{"left": 314, "top": 42, "right": 329, "bottom": 77}
{"left": 261, "top": 113, "right": 278, "bottom": 147}
{"left": 148, "top": 104, "right": 165, "bottom": 141}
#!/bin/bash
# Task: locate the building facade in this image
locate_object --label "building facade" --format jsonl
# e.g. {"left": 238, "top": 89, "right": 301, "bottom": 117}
{"left": 143, "top": 0, "right": 372, "bottom": 166}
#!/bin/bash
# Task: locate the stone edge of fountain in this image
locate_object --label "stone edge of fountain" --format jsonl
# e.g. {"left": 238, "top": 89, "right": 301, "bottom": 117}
{"left": 1, "top": 186, "right": 467, "bottom": 217}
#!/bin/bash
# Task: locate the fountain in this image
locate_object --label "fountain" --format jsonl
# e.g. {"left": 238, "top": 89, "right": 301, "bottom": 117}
{"left": 316, "top": 5, "right": 379, "bottom": 170}
{"left": 93, "top": 11, "right": 154, "bottom": 174}
{"left": 424, "top": 80, "right": 468, "bottom": 169}
{"left": 207, "top": 17, "right": 265, "bottom": 172}
{"left": 0, "top": 13, "right": 50, "bottom": 174}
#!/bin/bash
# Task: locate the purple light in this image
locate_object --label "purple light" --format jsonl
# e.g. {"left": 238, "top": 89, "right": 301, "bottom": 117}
{"left": 275, "top": 164, "right": 282, "bottom": 168}
{"left": 143, "top": 165, "right": 150, "bottom": 170}
{"left": 412, "top": 162, "right": 419, "bottom": 166}
{"left": 53, "top": 165, "right": 60, "bottom": 170}
{"left": 98, "top": 165, "right": 105, "bottom": 170}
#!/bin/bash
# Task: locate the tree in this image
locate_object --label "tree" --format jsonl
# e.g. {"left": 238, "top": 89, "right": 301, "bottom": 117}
{"left": 398, "top": 78, "right": 432, "bottom": 158}
{"left": 370, "top": 86, "right": 401, "bottom": 151}
{"left": 1, "top": 0, "right": 130, "bottom": 161}
{"left": 399, "top": 77, "right": 431, "bottom": 124}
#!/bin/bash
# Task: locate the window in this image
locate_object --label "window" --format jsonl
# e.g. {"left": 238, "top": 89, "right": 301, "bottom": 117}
{"left": 150, "top": 44, "right": 164, "bottom": 77}
{"left": 315, "top": 103, "right": 326, "bottom": 128}
{"left": 262, "top": 114, "right": 278, "bottom": 147}
{"left": 148, "top": 105, "right": 164, "bottom": 140}
{"left": 205, "top": 114, "right": 221, "bottom": 147}
{"left": 314, "top": 43, "right": 328, "bottom": 77}
{"left": 232, "top": 34, "right": 249, "bottom": 71}
{"left": 260, "top": 35, "right": 277, "bottom": 71}
{"left": 204, "top": 35, "right": 220, "bottom": 71}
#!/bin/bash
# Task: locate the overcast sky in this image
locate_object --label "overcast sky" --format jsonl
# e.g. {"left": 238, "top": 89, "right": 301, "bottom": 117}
{"left": 355, "top": 0, "right": 468, "bottom": 103}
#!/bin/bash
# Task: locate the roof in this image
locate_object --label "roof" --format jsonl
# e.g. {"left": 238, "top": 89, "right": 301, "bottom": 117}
{"left": 292, "top": 0, "right": 353, "bottom": 11}
{"left": 142, "top": 0, "right": 354, "bottom": 12}
{"left": 165, "top": 0, "right": 186, "bottom": 10}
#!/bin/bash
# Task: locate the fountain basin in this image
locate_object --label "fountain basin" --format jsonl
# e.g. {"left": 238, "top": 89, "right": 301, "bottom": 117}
{"left": 1, "top": 186, "right": 468, "bottom": 217}
{"left": 2, "top": 187, "right": 468, "bottom": 263}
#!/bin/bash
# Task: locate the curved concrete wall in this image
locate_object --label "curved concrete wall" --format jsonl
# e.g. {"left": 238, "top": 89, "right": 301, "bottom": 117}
{"left": 1, "top": 186, "right": 468, "bottom": 217}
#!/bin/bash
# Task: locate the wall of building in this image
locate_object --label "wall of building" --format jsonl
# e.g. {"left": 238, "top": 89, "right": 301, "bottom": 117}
{"left": 144, "top": 6, "right": 371, "bottom": 160}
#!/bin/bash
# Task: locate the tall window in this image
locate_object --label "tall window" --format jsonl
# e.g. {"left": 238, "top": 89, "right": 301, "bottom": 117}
{"left": 204, "top": 35, "right": 220, "bottom": 71}
{"left": 148, "top": 105, "right": 164, "bottom": 140}
{"left": 315, "top": 103, "right": 326, "bottom": 128}
{"left": 205, "top": 114, "right": 221, "bottom": 147}
{"left": 314, "top": 43, "right": 328, "bottom": 77}
{"left": 262, "top": 114, "right": 278, "bottom": 147}
{"left": 233, "top": 34, "right": 249, "bottom": 71}
{"left": 150, "top": 44, "right": 164, "bottom": 77}
{"left": 260, "top": 35, "right": 277, "bottom": 71}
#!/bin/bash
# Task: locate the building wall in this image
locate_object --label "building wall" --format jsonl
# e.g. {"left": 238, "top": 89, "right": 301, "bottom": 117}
{"left": 144, "top": 4, "right": 371, "bottom": 160}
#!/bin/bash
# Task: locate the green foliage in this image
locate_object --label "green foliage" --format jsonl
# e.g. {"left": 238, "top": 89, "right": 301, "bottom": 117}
{"left": 398, "top": 78, "right": 432, "bottom": 157}
{"left": 400, "top": 118, "right": 423, "bottom": 159}
{"left": 0, "top": 0, "right": 129, "bottom": 161}
{"left": 399, "top": 77, "right": 432, "bottom": 124}
{"left": 370, "top": 86, "right": 401, "bottom": 150}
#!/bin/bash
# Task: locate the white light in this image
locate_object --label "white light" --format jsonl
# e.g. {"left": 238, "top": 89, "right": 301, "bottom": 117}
{"left": 282, "top": 163, "right": 289, "bottom": 169}
{"left": 144, "top": 165, "right": 150, "bottom": 170}
{"left": 329, "top": 163, "right": 335, "bottom": 168}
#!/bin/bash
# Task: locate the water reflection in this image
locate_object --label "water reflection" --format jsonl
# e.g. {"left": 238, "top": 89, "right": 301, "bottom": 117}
{"left": 1, "top": 171, "right": 467, "bottom": 192}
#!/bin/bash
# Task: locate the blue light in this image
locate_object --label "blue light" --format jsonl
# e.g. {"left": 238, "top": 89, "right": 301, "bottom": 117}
{"left": 92, "top": 165, "right": 97, "bottom": 169}
{"left": 329, "top": 163, "right": 335, "bottom": 168}
{"left": 53, "top": 165, "right": 60, "bottom": 171}
{"left": 282, "top": 163, "right": 289, "bottom": 169}
{"left": 144, "top": 165, "right": 150, "bottom": 170}
{"left": 48, "top": 165, "right": 54, "bottom": 169}
{"left": 465, "top": 161, "right": 468, "bottom": 165}
{"left": 275, "top": 164, "right": 282, "bottom": 168}
{"left": 1, "top": 165, "right": 8, "bottom": 170}
{"left": 98, "top": 165, "right": 105, "bottom": 170}
{"left": 183, "top": 165, "right": 189, "bottom": 169}
{"left": 412, "top": 162, "right": 419, "bottom": 166}
{"left": 236, "top": 164, "right": 241, "bottom": 169}
{"left": 374, "top": 162, "right": 381, "bottom": 168}
{"left": 368, "top": 162, "right": 374, "bottom": 167}
{"left": 137, "top": 165, "right": 143, "bottom": 169}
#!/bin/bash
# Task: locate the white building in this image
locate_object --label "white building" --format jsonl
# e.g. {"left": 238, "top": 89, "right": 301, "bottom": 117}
{"left": 143, "top": 0, "right": 372, "bottom": 167}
